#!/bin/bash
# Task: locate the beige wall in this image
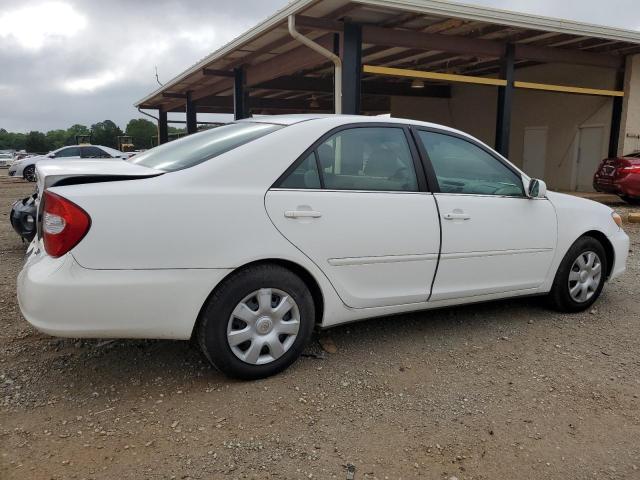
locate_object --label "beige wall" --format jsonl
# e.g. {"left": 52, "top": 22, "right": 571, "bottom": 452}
{"left": 390, "top": 63, "right": 618, "bottom": 191}
{"left": 620, "top": 54, "right": 640, "bottom": 155}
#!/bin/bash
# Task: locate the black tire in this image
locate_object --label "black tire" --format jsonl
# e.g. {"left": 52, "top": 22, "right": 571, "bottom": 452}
{"left": 197, "top": 264, "right": 315, "bottom": 380}
{"left": 621, "top": 195, "right": 640, "bottom": 206}
{"left": 23, "top": 165, "right": 36, "bottom": 182}
{"left": 548, "top": 236, "right": 608, "bottom": 312}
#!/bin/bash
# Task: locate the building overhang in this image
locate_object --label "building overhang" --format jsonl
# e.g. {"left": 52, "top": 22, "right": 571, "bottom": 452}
{"left": 135, "top": 0, "right": 640, "bottom": 114}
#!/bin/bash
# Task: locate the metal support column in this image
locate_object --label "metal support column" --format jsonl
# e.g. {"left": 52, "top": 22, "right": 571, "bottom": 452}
{"left": 186, "top": 91, "right": 197, "bottom": 134}
{"left": 495, "top": 44, "right": 515, "bottom": 157}
{"left": 234, "top": 66, "right": 250, "bottom": 120}
{"left": 341, "top": 22, "right": 362, "bottom": 115}
{"left": 609, "top": 69, "right": 625, "bottom": 157}
{"left": 158, "top": 108, "right": 169, "bottom": 145}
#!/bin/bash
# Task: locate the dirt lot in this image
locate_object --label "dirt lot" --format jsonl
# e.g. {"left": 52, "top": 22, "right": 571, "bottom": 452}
{"left": 1, "top": 170, "right": 639, "bottom": 480}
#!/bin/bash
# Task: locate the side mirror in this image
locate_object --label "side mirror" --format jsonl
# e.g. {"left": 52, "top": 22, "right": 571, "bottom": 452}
{"left": 47, "top": 153, "right": 55, "bottom": 158}
{"left": 527, "top": 178, "right": 547, "bottom": 199}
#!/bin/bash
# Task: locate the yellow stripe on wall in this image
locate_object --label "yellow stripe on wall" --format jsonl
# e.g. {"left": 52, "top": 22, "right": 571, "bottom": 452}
{"left": 363, "top": 65, "right": 625, "bottom": 97}
{"left": 363, "top": 65, "right": 508, "bottom": 87}
{"left": 514, "top": 81, "right": 624, "bottom": 97}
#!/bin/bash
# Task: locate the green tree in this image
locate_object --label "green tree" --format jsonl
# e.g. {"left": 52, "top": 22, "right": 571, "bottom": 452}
{"left": 91, "top": 120, "right": 123, "bottom": 149}
{"left": 0, "top": 129, "right": 27, "bottom": 150}
{"left": 24, "top": 131, "right": 49, "bottom": 153}
{"left": 65, "top": 124, "right": 90, "bottom": 146}
{"left": 125, "top": 118, "right": 157, "bottom": 149}
{"left": 46, "top": 129, "right": 67, "bottom": 150}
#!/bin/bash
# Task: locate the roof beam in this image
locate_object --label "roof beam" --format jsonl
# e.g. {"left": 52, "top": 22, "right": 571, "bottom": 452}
{"left": 162, "top": 92, "right": 188, "bottom": 99}
{"left": 202, "top": 68, "right": 235, "bottom": 77}
{"left": 255, "top": 75, "right": 451, "bottom": 98}
{"left": 294, "top": 15, "right": 624, "bottom": 69}
{"left": 514, "top": 44, "right": 623, "bottom": 69}
{"left": 245, "top": 34, "right": 335, "bottom": 87}
{"left": 193, "top": 94, "right": 391, "bottom": 113}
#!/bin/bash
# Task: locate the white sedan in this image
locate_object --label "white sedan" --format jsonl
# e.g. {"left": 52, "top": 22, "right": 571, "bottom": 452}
{"left": 8, "top": 144, "right": 127, "bottom": 181}
{"left": 17, "top": 115, "right": 629, "bottom": 379}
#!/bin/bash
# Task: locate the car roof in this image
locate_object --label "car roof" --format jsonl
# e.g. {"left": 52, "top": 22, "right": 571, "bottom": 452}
{"left": 55, "top": 145, "right": 123, "bottom": 155}
{"left": 242, "top": 114, "right": 477, "bottom": 143}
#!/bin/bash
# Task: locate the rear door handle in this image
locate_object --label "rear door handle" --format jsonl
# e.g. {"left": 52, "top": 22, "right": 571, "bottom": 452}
{"left": 284, "top": 210, "right": 323, "bottom": 219}
{"left": 443, "top": 212, "right": 471, "bottom": 221}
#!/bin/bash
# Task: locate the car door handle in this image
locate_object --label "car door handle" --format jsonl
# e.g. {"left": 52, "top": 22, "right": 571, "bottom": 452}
{"left": 284, "top": 210, "right": 323, "bottom": 219}
{"left": 443, "top": 212, "right": 471, "bottom": 221}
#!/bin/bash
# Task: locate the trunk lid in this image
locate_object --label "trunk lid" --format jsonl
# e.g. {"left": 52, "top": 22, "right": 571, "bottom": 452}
{"left": 34, "top": 159, "right": 163, "bottom": 242}
{"left": 36, "top": 159, "right": 162, "bottom": 194}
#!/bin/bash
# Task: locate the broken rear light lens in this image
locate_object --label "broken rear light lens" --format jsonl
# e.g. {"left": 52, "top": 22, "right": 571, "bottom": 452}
{"left": 42, "top": 191, "right": 91, "bottom": 258}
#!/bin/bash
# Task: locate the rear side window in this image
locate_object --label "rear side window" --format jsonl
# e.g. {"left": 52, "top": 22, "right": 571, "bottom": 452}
{"left": 418, "top": 131, "right": 524, "bottom": 197}
{"left": 278, "top": 153, "right": 321, "bottom": 189}
{"left": 81, "top": 146, "right": 111, "bottom": 158}
{"left": 55, "top": 147, "right": 80, "bottom": 158}
{"left": 277, "top": 127, "right": 419, "bottom": 192}
{"left": 129, "top": 122, "right": 283, "bottom": 172}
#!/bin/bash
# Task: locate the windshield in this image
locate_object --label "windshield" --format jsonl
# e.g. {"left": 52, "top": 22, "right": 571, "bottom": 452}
{"left": 129, "top": 122, "right": 283, "bottom": 172}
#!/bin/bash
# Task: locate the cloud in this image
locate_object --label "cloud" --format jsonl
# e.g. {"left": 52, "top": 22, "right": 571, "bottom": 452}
{"left": 0, "top": 1, "right": 87, "bottom": 51}
{"left": 62, "top": 70, "right": 124, "bottom": 93}
{"left": 0, "top": 0, "right": 638, "bottom": 132}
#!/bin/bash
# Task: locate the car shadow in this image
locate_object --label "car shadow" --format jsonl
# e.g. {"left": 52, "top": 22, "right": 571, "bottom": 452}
{"left": 14, "top": 294, "right": 558, "bottom": 399}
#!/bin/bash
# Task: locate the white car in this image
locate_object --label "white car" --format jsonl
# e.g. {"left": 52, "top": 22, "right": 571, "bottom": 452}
{"left": 8, "top": 144, "right": 127, "bottom": 181}
{"left": 17, "top": 115, "right": 629, "bottom": 379}
{"left": 0, "top": 151, "right": 13, "bottom": 168}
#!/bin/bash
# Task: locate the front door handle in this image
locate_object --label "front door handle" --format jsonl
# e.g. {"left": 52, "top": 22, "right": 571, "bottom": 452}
{"left": 285, "top": 210, "right": 323, "bottom": 219}
{"left": 443, "top": 212, "right": 471, "bottom": 221}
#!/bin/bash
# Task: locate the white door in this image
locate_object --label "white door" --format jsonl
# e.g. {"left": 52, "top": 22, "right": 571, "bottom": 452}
{"left": 415, "top": 130, "right": 558, "bottom": 301}
{"left": 575, "top": 126, "right": 605, "bottom": 192}
{"left": 523, "top": 127, "right": 548, "bottom": 180}
{"left": 266, "top": 126, "right": 441, "bottom": 309}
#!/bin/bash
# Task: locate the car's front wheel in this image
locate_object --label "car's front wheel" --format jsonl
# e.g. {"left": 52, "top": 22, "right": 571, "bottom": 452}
{"left": 548, "top": 236, "right": 608, "bottom": 312}
{"left": 23, "top": 165, "right": 36, "bottom": 182}
{"left": 197, "top": 264, "right": 315, "bottom": 380}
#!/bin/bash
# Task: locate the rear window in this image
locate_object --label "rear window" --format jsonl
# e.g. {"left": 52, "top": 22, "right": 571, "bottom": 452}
{"left": 129, "top": 122, "right": 283, "bottom": 172}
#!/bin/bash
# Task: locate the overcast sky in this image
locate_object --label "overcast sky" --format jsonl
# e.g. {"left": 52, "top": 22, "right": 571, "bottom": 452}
{"left": 1, "top": 0, "right": 639, "bottom": 133}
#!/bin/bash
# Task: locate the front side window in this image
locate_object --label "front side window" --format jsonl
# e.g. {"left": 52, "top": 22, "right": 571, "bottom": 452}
{"left": 418, "top": 131, "right": 524, "bottom": 197}
{"left": 55, "top": 147, "right": 80, "bottom": 158}
{"left": 129, "top": 122, "right": 283, "bottom": 172}
{"left": 278, "top": 127, "right": 419, "bottom": 192}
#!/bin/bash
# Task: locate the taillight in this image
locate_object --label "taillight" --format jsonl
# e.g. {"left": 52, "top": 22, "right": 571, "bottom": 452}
{"left": 621, "top": 165, "right": 640, "bottom": 174}
{"left": 42, "top": 191, "right": 91, "bottom": 258}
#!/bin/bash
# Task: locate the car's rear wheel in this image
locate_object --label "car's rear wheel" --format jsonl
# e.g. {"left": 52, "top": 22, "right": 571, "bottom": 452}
{"left": 197, "top": 264, "right": 315, "bottom": 380}
{"left": 621, "top": 195, "right": 640, "bottom": 206}
{"left": 548, "top": 236, "right": 607, "bottom": 312}
{"left": 23, "top": 165, "right": 36, "bottom": 182}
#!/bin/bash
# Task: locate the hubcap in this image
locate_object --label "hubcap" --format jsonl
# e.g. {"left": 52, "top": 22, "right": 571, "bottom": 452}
{"left": 226, "top": 288, "right": 300, "bottom": 365}
{"left": 568, "top": 251, "right": 602, "bottom": 303}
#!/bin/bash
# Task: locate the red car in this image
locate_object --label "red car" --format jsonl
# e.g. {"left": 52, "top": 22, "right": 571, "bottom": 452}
{"left": 594, "top": 152, "right": 640, "bottom": 205}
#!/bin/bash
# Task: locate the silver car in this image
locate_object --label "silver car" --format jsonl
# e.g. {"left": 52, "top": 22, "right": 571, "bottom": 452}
{"left": 0, "top": 151, "right": 13, "bottom": 168}
{"left": 8, "top": 145, "right": 128, "bottom": 181}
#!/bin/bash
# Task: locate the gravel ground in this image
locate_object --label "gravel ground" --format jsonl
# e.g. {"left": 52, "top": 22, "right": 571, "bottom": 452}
{"left": 1, "top": 169, "right": 639, "bottom": 480}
